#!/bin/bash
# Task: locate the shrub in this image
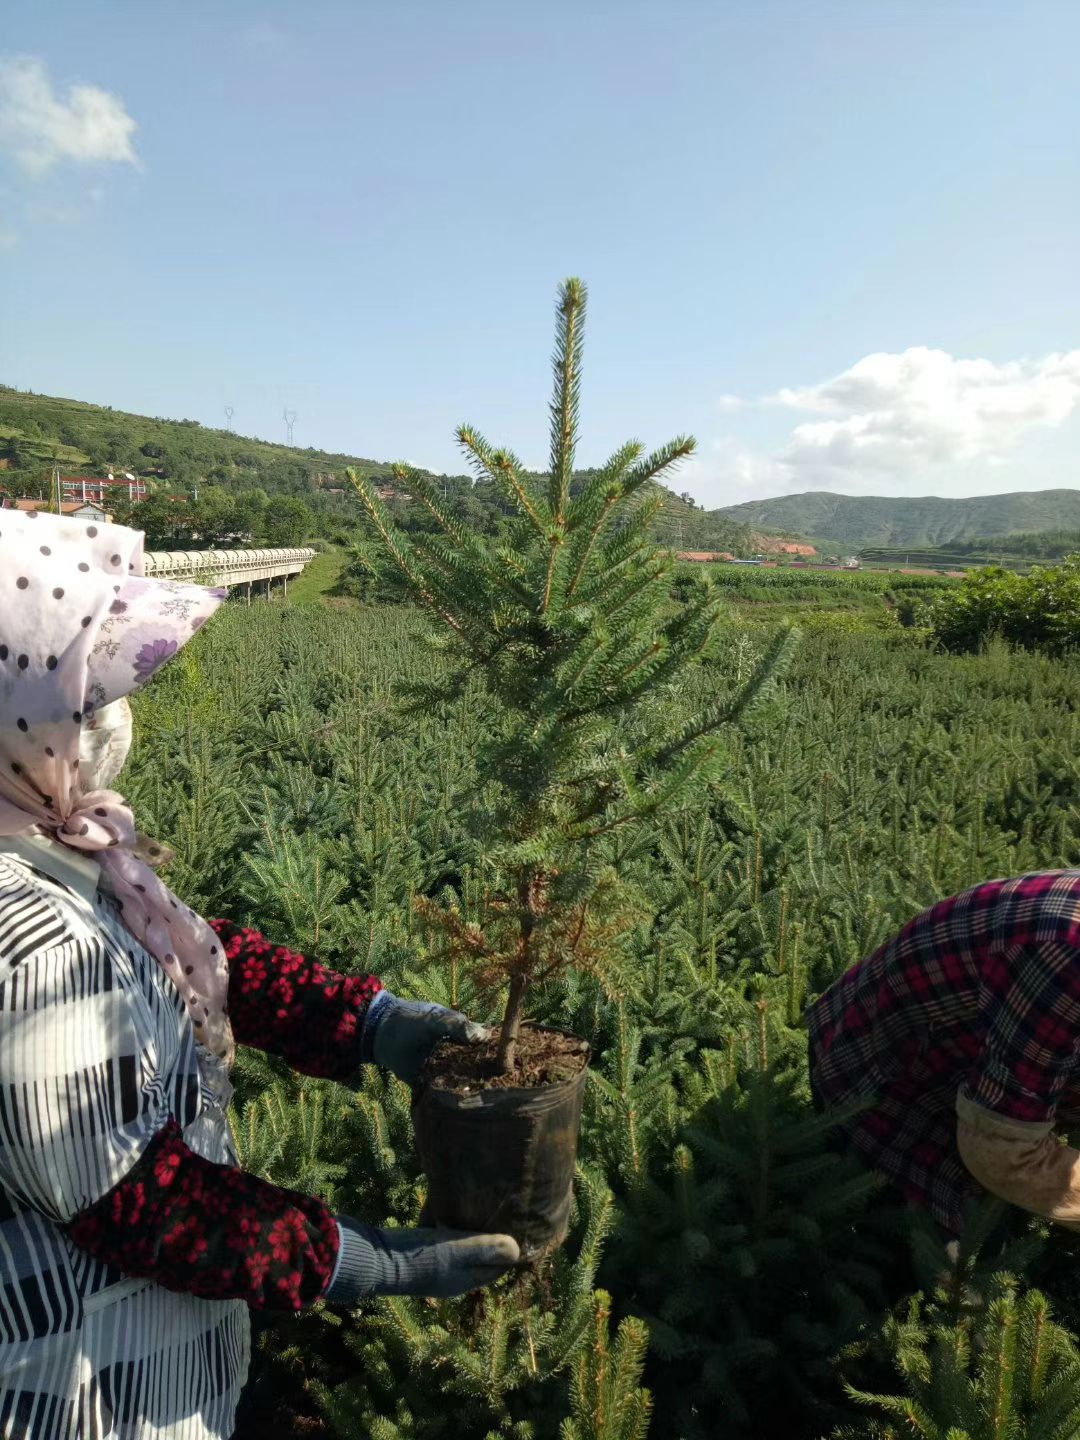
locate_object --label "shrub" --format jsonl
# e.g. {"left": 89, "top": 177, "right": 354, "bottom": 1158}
{"left": 922, "top": 559, "right": 1080, "bottom": 655}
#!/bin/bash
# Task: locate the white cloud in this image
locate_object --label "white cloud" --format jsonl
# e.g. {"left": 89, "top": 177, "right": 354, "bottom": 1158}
{"left": 678, "top": 439, "right": 788, "bottom": 508}
{"left": 770, "top": 347, "right": 1080, "bottom": 477}
{"left": 688, "top": 346, "right": 1080, "bottom": 505}
{"left": 0, "top": 55, "right": 137, "bottom": 175}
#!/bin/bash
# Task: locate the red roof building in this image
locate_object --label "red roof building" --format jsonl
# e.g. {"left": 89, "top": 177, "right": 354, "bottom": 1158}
{"left": 61, "top": 474, "right": 148, "bottom": 506}
{"left": 1, "top": 497, "right": 112, "bottom": 521}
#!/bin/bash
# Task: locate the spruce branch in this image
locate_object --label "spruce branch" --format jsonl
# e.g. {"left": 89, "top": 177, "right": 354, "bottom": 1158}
{"left": 621, "top": 435, "right": 697, "bottom": 498}
{"left": 648, "top": 621, "right": 799, "bottom": 770}
{"left": 345, "top": 467, "right": 465, "bottom": 635}
{"left": 549, "top": 277, "right": 586, "bottom": 524}
{"left": 456, "top": 425, "right": 550, "bottom": 535}
{"left": 569, "top": 440, "right": 645, "bottom": 521}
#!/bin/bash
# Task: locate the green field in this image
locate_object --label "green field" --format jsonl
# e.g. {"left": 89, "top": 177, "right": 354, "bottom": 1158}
{"left": 857, "top": 544, "right": 1032, "bottom": 571}
{"left": 684, "top": 563, "right": 954, "bottom": 631}
{"left": 282, "top": 545, "right": 352, "bottom": 604}
{"left": 124, "top": 581, "right": 1080, "bottom": 1440}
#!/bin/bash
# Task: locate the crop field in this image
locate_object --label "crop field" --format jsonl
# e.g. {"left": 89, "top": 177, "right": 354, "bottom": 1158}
{"left": 121, "top": 582, "right": 1080, "bottom": 1440}
{"left": 685, "top": 566, "right": 955, "bottom": 633}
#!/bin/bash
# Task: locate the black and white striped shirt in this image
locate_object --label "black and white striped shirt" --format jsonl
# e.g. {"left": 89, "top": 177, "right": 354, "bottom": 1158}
{"left": 0, "top": 835, "right": 249, "bottom": 1439}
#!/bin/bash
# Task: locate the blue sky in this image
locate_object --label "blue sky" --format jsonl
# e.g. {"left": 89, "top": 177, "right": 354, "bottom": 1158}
{"left": 2, "top": 0, "right": 1079, "bottom": 506}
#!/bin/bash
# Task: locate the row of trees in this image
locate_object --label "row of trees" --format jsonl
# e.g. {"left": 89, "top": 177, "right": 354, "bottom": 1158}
{"left": 107, "top": 486, "right": 317, "bottom": 549}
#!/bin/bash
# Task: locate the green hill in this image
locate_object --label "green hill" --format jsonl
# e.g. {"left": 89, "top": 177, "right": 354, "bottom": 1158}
{"left": 0, "top": 383, "right": 754, "bottom": 553}
{"left": 0, "top": 383, "right": 398, "bottom": 493}
{"left": 648, "top": 488, "right": 755, "bottom": 554}
{"left": 713, "top": 489, "right": 1080, "bottom": 549}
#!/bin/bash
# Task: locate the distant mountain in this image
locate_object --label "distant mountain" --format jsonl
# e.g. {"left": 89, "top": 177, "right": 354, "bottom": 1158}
{"left": 713, "top": 490, "right": 1080, "bottom": 549}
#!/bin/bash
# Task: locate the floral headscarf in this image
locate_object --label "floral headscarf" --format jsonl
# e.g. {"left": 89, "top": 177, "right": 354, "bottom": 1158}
{"left": 80, "top": 696, "right": 135, "bottom": 793}
{"left": 0, "top": 508, "right": 236, "bottom": 1066}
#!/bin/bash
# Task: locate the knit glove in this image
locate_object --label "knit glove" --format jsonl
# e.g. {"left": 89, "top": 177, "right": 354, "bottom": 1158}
{"left": 324, "top": 1218, "right": 520, "bottom": 1303}
{"left": 362, "top": 990, "right": 488, "bottom": 1086}
{"left": 956, "top": 1088, "right": 1080, "bottom": 1231}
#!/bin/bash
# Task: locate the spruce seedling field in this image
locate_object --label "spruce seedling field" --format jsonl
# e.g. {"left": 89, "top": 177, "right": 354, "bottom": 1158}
{"left": 125, "top": 590, "right": 1080, "bottom": 1439}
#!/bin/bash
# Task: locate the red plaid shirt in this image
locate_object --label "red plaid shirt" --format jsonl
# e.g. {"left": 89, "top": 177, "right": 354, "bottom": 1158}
{"left": 807, "top": 871, "right": 1080, "bottom": 1234}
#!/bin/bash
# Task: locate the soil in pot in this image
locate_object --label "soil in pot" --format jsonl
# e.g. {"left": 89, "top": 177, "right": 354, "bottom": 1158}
{"left": 412, "top": 1025, "right": 589, "bottom": 1262}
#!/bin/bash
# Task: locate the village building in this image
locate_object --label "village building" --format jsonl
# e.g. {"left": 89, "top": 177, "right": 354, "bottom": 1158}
{"left": 60, "top": 473, "right": 148, "bottom": 506}
{"left": 0, "top": 497, "right": 112, "bottom": 522}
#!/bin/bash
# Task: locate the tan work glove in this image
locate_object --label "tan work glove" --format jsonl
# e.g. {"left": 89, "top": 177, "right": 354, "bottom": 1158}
{"left": 955, "top": 1088, "right": 1080, "bottom": 1232}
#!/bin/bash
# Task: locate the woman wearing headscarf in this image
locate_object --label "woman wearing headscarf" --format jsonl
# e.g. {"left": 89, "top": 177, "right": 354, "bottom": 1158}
{"left": 0, "top": 510, "right": 518, "bottom": 1440}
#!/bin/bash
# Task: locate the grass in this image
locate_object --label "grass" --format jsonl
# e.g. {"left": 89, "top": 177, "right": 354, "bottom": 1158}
{"left": 284, "top": 545, "right": 351, "bottom": 604}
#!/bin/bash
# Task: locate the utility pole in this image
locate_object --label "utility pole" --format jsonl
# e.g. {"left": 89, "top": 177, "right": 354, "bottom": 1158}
{"left": 283, "top": 407, "right": 298, "bottom": 445}
{"left": 224, "top": 406, "right": 235, "bottom": 432}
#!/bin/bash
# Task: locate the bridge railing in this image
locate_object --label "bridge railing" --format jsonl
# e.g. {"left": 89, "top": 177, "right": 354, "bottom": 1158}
{"left": 144, "top": 547, "right": 317, "bottom": 584}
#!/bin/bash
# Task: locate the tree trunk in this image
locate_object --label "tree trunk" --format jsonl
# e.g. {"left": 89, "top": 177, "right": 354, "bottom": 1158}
{"left": 497, "top": 971, "right": 529, "bottom": 1074}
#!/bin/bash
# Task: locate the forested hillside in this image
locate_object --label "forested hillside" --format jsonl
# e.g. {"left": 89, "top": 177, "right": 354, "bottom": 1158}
{"left": 0, "top": 384, "right": 755, "bottom": 554}
{"left": 714, "top": 488, "right": 1080, "bottom": 547}
{"left": 0, "top": 382, "right": 398, "bottom": 490}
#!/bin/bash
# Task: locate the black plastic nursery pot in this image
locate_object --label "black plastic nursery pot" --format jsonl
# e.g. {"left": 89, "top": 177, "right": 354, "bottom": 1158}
{"left": 412, "top": 1024, "right": 590, "bottom": 1262}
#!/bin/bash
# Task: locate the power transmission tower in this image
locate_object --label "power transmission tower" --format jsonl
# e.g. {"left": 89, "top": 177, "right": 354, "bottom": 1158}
{"left": 224, "top": 406, "right": 235, "bottom": 432}
{"left": 283, "top": 407, "right": 298, "bottom": 445}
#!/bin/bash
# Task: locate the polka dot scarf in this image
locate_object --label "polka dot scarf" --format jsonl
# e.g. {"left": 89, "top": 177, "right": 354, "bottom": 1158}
{"left": 0, "top": 509, "right": 237, "bottom": 1067}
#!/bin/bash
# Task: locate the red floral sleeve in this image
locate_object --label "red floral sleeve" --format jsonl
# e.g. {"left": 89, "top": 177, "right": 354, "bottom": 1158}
{"left": 61, "top": 923, "right": 380, "bottom": 1308}
{"left": 64, "top": 1117, "right": 340, "bottom": 1311}
{"left": 209, "top": 919, "right": 383, "bottom": 1078}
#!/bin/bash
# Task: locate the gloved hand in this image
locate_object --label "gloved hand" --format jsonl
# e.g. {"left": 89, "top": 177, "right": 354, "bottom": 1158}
{"left": 324, "top": 1217, "right": 520, "bottom": 1304}
{"left": 363, "top": 990, "right": 488, "bottom": 1086}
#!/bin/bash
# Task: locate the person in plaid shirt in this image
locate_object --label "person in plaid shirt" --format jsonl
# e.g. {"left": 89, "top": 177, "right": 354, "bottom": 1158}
{"left": 807, "top": 870, "right": 1080, "bottom": 1237}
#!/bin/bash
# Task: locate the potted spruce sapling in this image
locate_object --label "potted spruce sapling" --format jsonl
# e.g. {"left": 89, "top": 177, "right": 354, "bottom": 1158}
{"left": 347, "top": 278, "right": 796, "bottom": 1259}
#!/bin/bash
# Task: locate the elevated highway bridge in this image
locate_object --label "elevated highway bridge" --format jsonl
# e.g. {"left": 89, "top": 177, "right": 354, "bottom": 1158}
{"left": 143, "top": 547, "right": 317, "bottom": 600}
